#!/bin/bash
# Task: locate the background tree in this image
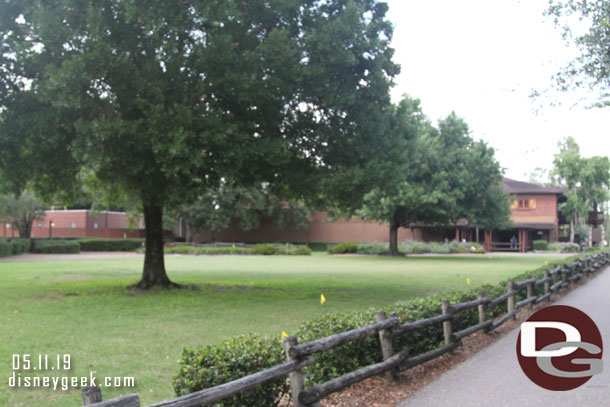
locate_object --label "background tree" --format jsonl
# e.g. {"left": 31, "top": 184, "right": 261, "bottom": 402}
{"left": 357, "top": 97, "right": 510, "bottom": 255}
{"left": 0, "top": 190, "right": 44, "bottom": 239}
{"left": 0, "top": 0, "right": 398, "bottom": 288}
{"left": 552, "top": 137, "right": 610, "bottom": 243}
{"left": 177, "top": 181, "right": 311, "bottom": 242}
{"left": 547, "top": 0, "right": 610, "bottom": 106}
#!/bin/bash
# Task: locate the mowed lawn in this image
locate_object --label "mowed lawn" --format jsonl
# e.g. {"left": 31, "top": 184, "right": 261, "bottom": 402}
{"left": 0, "top": 253, "right": 566, "bottom": 406}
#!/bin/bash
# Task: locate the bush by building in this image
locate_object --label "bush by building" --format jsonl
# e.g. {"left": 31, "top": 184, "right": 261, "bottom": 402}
{"left": 0, "top": 239, "right": 32, "bottom": 257}
{"left": 73, "top": 238, "right": 144, "bottom": 252}
{"left": 532, "top": 240, "right": 549, "bottom": 251}
{"left": 327, "top": 242, "right": 359, "bottom": 254}
{"left": 31, "top": 239, "right": 80, "bottom": 254}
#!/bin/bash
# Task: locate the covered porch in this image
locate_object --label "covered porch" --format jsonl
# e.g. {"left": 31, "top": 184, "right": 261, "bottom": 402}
{"left": 483, "top": 223, "right": 555, "bottom": 252}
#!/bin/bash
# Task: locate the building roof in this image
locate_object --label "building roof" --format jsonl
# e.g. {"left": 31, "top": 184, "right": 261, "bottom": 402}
{"left": 502, "top": 178, "right": 564, "bottom": 195}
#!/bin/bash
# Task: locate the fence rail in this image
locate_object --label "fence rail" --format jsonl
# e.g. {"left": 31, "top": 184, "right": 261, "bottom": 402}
{"left": 83, "top": 251, "right": 610, "bottom": 407}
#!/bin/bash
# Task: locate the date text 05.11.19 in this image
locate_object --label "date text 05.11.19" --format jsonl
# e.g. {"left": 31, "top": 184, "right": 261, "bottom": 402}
{"left": 12, "top": 354, "right": 71, "bottom": 371}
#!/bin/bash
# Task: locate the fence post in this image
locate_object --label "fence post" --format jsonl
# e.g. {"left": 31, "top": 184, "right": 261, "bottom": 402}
{"left": 543, "top": 269, "right": 550, "bottom": 301}
{"left": 82, "top": 387, "right": 102, "bottom": 405}
{"left": 507, "top": 280, "right": 516, "bottom": 320}
{"left": 284, "top": 336, "right": 307, "bottom": 407}
{"left": 376, "top": 311, "right": 397, "bottom": 382}
{"left": 562, "top": 265, "right": 568, "bottom": 287}
{"left": 442, "top": 300, "right": 453, "bottom": 345}
{"left": 477, "top": 293, "right": 486, "bottom": 324}
{"left": 526, "top": 274, "right": 534, "bottom": 310}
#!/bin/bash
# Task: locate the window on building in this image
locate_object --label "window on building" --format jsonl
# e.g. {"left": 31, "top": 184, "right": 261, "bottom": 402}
{"left": 93, "top": 223, "right": 99, "bottom": 229}
{"left": 37, "top": 223, "right": 43, "bottom": 228}
{"left": 517, "top": 199, "right": 536, "bottom": 210}
{"left": 70, "top": 222, "right": 77, "bottom": 229}
{"left": 5, "top": 223, "right": 10, "bottom": 228}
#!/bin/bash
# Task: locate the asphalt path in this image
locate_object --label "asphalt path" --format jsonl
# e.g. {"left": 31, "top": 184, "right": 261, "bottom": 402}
{"left": 397, "top": 266, "right": 610, "bottom": 407}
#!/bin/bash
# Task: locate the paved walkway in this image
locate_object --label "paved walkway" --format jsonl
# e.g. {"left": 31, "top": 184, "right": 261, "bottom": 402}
{"left": 398, "top": 266, "right": 610, "bottom": 407}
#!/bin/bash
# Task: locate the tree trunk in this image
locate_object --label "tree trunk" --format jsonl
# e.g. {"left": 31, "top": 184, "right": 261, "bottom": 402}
{"left": 389, "top": 221, "right": 399, "bottom": 256}
{"left": 131, "top": 202, "right": 179, "bottom": 289}
{"left": 18, "top": 215, "right": 33, "bottom": 239}
{"left": 569, "top": 216, "right": 575, "bottom": 243}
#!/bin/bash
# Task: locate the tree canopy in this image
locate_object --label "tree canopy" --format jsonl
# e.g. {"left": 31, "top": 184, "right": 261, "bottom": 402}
{"left": 357, "top": 96, "right": 510, "bottom": 255}
{"left": 547, "top": 0, "right": 610, "bottom": 106}
{"left": 177, "top": 181, "right": 311, "bottom": 242}
{"left": 552, "top": 136, "right": 610, "bottom": 243}
{"left": 0, "top": 0, "right": 398, "bottom": 288}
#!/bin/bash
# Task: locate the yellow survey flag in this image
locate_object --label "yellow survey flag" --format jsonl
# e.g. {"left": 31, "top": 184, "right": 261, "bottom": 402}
{"left": 466, "top": 278, "right": 471, "bottom": 285}
{"left": 320, "top": 294, "right": 326, "bottom": 304}
{"left": 545, "top": 260, "right": 549, "bottom": 265}
{"left": 282, "top": 331, "right": 289, "bottom": 338}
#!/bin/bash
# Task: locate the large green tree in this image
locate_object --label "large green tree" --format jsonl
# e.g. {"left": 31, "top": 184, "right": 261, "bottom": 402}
{"left": 357, "top": 97, "right": 510, "bottom": 255}
{"left": 0, "top": 0, "right": 398, "bottom": 288}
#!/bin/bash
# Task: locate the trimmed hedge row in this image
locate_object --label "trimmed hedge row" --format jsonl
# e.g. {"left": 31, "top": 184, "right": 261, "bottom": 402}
{"left": 532, "top": 239, "right": 549, "bottom": 250}
{"left": 172, "top": 252, "right": 599, "bottom": 405}
{"left": 327, "top": 241, "right": 486, "bottom": 255}
{"left": 162, "top": 244, "right": 312, "bottom": 256}
{"left": 0, "top": 239, "right": 32, "bottom": 257}
{"left": 31, "top": 239, "right": 80, "bottom": 254}
{"left": 74, "top": 238, "right": 144, "bottom": 251}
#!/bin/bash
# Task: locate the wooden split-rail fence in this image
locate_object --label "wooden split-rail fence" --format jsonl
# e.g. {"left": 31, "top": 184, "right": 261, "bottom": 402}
{"left": 82, "top": 252, "right": 610, "bottom": 407}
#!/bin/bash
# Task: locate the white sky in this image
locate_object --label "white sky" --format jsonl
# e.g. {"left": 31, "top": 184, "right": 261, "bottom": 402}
{"left": 384, "top": 0, "right": 610, "bottom": 181}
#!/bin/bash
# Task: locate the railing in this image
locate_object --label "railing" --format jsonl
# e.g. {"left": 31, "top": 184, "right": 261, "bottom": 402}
{"left": 82, "top": 252, "right": 610, "bottom": 407}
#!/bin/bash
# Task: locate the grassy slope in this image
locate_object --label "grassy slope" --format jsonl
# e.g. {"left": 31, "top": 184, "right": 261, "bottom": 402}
{"left": 0, "top": 253, "right": 563, "bottom": 406}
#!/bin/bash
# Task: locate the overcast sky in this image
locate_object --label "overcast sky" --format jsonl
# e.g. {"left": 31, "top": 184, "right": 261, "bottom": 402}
{"left": 384, "top": 0, "right": 609, "bottom": 181}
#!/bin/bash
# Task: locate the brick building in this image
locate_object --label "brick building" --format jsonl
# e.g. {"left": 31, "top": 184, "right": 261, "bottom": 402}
{"left": 176, "top": 178, "right": 569, "bottom": 252}
{"left": 2, "top": 210, "right": 144, "bottom": 239}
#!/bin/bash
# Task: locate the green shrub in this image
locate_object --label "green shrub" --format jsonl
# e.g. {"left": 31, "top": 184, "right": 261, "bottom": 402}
{"left": 173, "top": 334, "right": 287, "bottom": 407}
{"left": 5, "top": 238, "right": 32, "bottom": 255}
{"left": 549, "top": 242, "right": 580, "bottom": 253}
{"left": 163, "top": 245, "right": 196, "bottom": 254}
{"left": 448, "top": 241, "right": 469, "bottom": 254}
{"left": 327, "top": 242, "right": 358, "bottom": 254}
{"left": 31, "top": 239, "right": 80, "bottom": 254}
{"left": 357, "top": 242, "right": 389, "bottom": 255}
{"left": 307, "top": 241, "right": 328, "bottom": 252}
{"left": 466, "top": 242, "right": 486, "bottom": 254}
{"left": 547, "top": 242, "right": 561, "bottom": 252}
{"left": 289, "top": 245, "right": 313, "bottom": 256}
{"left": 532, "top": 240, "right": 549, "bottom": 251}
{"left": 402, "top": 240, "right": 431, "bottom": 254}
{"left": 73, "top": 238, "right": 144, "bottom": 251}
{"left": 0, "top": 239, "right": 29, "bottom": 257}
{"left": 252, "top": 243, "right": 279, "bottom": 255}
{"left": 426, "top": 242, "right": 450, "bottom": 254}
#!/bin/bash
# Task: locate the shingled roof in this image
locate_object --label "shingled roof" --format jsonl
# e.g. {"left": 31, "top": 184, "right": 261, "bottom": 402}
{"left": 502, "top": 178, "right": 565, "bottom": 195}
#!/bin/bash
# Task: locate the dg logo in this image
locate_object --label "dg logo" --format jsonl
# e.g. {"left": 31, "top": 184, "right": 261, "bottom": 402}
{"left": 516, "top": 305, "right": 603, "bottom": 391}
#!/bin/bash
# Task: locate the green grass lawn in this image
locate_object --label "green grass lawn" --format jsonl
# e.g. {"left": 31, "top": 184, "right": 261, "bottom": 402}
{"left": 0, "top": 253, "right": 566, "bottom": 406}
